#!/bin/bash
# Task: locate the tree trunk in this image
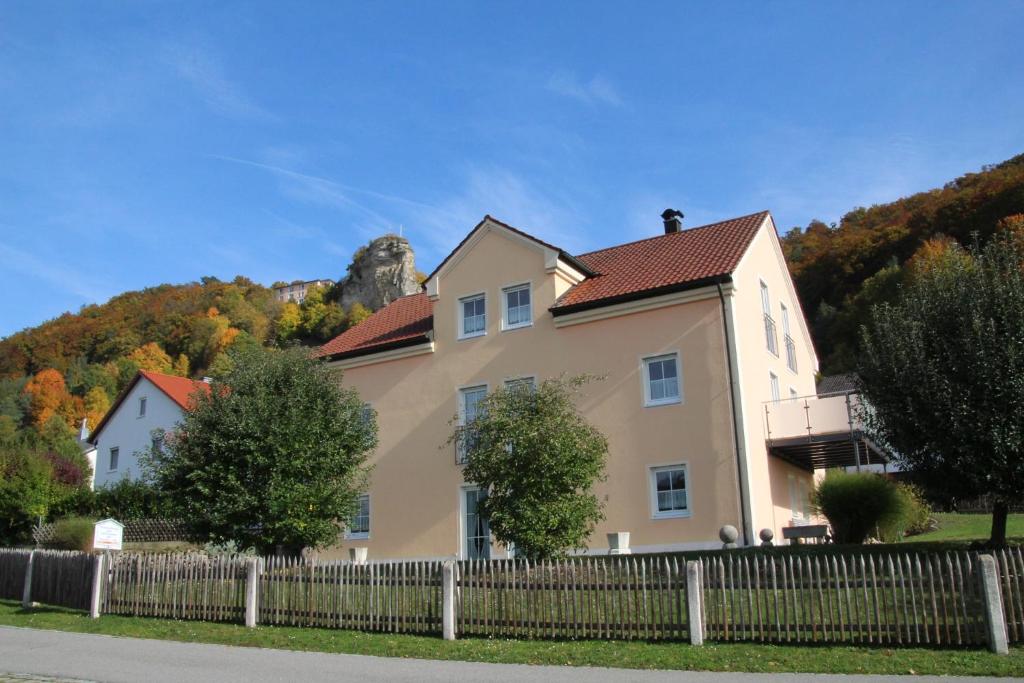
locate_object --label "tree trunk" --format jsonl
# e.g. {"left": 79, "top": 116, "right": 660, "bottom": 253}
{"left": 990, "top": 499, "right": 1009, "bottom": 547}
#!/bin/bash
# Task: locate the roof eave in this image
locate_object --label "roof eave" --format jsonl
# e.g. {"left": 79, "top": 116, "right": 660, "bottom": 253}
{"left": 318, "top": 333, "right": 432, "bottom": 363}
{"left": 549, "top": 274, "right": 733, "bottom": 317}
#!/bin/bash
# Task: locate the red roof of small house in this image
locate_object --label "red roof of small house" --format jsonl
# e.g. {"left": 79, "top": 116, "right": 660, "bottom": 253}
{"left": 87, "top": 370, "right": 211, "bottom": 444}
{"left": 550, "top": 211, "right": 769, "bottom": 314}
{"left": 317, "top": 211, "right": 770, "bottom": 360}
{"left": 316, "top": 292, "right": 434, "bottom": 360}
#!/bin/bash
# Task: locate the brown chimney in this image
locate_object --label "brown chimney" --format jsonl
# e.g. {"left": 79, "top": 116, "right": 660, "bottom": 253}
{"left": 661, "top": 208, "right": 684, "bottom": 234}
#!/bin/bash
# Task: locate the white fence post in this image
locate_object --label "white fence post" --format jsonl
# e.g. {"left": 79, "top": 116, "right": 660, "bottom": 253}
{"left": 21, "top": 550, "right": 35, "bottom": 609}
{"left": 89, "top": 553, "right": 105, "bottom": 619}
{"left": 686, "top": 560, "right": 704, "bottom": 646}
{"left": 245, "top": 557, "right": 261, "bottom": 628}
{"left": 979, "top": 554, "right": 1009, "bottom": 654}
{"left": 442, "top": 560, "right": 456, "bottom": 641}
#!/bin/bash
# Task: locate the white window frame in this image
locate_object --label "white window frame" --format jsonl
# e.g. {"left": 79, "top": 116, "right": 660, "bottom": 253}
{"left": 789, "top": 387, "right": 799, "bottom": 401}
{"left": 770, "top": 372, "right": 781, "bottom": 403}
{"left": 761, "top": 279, "right": 779, "bottom": 357}
{"left": 457, "top": 292, "right": 487, "bottom": 340}
{"left": 108, "top": 447, "right": 119, "bottom": 472}
{"left": 781, "top": 302, "right": 797, "bottom": 373}
{"left": 459, "top": 484, "right": 492, "bottom": 560}
{"left": 504, "top": 375, "right": 536, "bottom": 392}
{"left": 648, "top": 462, "right": 692, "bottom": 519}
{"left": 641, "top": 352, "right": 683, "bottom": 407}
{"left": 500, "top": 282, "right": 533, "bottom": 331}
{"left": 345, "top": 494, "right": 371, "bottom": 540}
{"left": 457, "top": 384, "right": 488, "bottom": 464}
{"left": 138, "top": 396, "right": 147, "bottom": 418}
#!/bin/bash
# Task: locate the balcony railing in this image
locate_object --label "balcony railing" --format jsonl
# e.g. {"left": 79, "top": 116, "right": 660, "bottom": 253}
{"left": 784, "top": 334, "right": 797, "bottom": 372}
{"left": 763, "top": 391, "right": 861, "bottom": 443}
{"left": 764, "top": 314, "right": 778, "bottom": 355}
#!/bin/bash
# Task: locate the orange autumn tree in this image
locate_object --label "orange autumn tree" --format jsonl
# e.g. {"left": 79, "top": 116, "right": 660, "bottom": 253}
{"left": 23, "top": 369, "right": 73, "bottom": 428}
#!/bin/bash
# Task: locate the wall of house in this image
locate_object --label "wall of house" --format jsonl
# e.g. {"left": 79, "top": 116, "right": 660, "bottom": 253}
{"left": 324, "top": 222, "right": 745, "bottom": 560}
{"left": 91, "top": 379, "right": 183, "bottom": 489}
{"left": 730, "top": 217, "right": 820, "bottom": 542}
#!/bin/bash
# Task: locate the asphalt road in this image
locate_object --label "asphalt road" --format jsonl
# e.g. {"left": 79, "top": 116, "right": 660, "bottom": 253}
{"left": 0, "top": 626, "right": 1012, "bottom": 683}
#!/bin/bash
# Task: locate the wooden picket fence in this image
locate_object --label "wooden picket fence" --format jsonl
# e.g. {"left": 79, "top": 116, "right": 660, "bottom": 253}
{"left": 0, "top": 549, "right": 31, "bottom": 600}
{"left": 456, "top": 556, "right": 690, "bottom": 640}
{"left": 697, "top": 550, "right": 990, "bottom": 646}
{"left": 5, "top": 545, "right": 1024, "bottom": 651}
{"left": 103, "top": 552, "right": 247, "bottom": 621}
{"left": 259, "top": 556, "right": 443, "bottom": 633}
{"left": 28, "top": 550, "right": 94, "bottom": 611}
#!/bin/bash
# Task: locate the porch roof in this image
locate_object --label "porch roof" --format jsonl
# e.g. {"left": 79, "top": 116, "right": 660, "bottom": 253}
{"left": 768, "top": 432, "right": 889, "bottom": 472}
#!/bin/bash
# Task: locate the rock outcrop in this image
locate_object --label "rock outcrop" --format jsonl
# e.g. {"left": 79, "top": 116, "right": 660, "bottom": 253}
{"left": 339, "top": 235, "right": 420, "bottom": 311}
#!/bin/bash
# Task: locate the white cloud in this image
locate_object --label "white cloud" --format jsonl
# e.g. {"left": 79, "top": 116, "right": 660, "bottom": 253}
{"left": 546, "top": 71, "right": 622, "bottom": 106}
{"left": 0, "top": 239, "right": 108, "bottom": 303}
{"left": 163, "top": 42, "right": 275, "bottom": 122}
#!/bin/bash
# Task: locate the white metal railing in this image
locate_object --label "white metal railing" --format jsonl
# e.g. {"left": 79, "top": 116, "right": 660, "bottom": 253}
{"left": 784, "top": 334, "right": 797, "bottom": 373}
{"left": 764, "top": 314, "right": 778, "bottom": 355}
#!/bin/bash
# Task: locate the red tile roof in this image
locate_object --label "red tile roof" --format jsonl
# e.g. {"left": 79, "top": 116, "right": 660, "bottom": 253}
{"left": 140, "top": 370, "right": 211, "bottom": 410}
{"left": 316, "top": 292, "right": 434, "bottom": 360}
{"left": 316, "top": 211, "right": 770, "bottom": 360}
{"left": 550, "top": 211, "right": 769, "bottom": 313}
{"left": 88, "top": 370, "right": 210, "bottom": 443}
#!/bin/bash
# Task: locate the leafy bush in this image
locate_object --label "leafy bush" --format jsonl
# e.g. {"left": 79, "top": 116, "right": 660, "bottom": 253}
{"left": 812, "top": 470, "right": 908, "bottom": 544}
{"left": 93, "top": 478, "right": 169, "bottom": 520}
{"left": 46, "top": 516, "right": 95, "bottom": 552}
{"left": 894, "top": 483, "right": 934, "bottom": 538}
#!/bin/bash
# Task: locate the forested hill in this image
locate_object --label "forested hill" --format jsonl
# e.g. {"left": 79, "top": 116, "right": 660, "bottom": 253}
{"left": 782, "top": 153, "right": 1024, "bottom": 374}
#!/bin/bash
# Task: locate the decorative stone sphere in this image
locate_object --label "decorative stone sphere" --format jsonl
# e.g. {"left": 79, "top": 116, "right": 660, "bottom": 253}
{"left": 759, "top": 528, "right": 774, "bottom": 543}
{"left": 719, "top": 524, "right": 739, "bottom": 545}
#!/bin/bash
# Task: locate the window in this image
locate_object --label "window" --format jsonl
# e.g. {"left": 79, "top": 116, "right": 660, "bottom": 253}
{"left": 781, "top": 303, "right": 797, "bottom": 372}
{"left": 457, "top": 385, "right": 487, "bottom": 463}
{"left": 347, "top": 495, "right": 370, "bottom": 539}
{"left": 643, "top": 353, "right": 682, "bottom": 406}
{"left": 459, "top": 294, "right": 486, "bottom": 338}
{"left": 789, "top": 387, "right": 799, "bottom": 401}
{"left": 761, "top": 281, "right": 778, "bottom": 355}
{"left": 151, "top": 434, "right": 163, "bottom": 453}
{"left": 138, "top": 397, "right": 146, "bottom": 417}
{"left": 649, "top": 464, "right": 689, "bottom": 518}
{"left": 770, "top": 372, "right": 781, "bottom": 403}
{"left": 789, "top": 475, "right": 811, "bottom": 524}
{"left": 109, "top": 447, "right": 119, "bottom": 471}
{"left": 360, "top": 403, "right": 374, "bottom": 427}
{"left": 502, "top": 283, "right": 532, "bottom": 330}
{"left": 464, "top": 487, "right": 491, "bottom": 559}
{"left": 504, "top": 376, "right": 535, "bottom": 393}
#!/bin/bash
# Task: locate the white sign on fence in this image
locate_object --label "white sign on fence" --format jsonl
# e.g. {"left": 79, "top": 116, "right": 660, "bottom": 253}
{"left": 93, "top": 518, "right": 124, "bottom": 551}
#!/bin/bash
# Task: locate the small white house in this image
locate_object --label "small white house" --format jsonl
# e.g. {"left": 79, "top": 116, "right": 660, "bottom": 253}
{"left": 87, "top": 370, "right": 209, "bottom": 489}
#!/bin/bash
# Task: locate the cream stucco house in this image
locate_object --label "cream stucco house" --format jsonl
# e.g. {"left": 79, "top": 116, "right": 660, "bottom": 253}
{"left": 316, "top": 210, "right": 882, "bottom": 560}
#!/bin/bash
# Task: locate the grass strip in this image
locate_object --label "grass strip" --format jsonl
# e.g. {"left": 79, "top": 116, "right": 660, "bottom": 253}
{"left": 2, "top": 599, "right": 1024, "bottom": 676}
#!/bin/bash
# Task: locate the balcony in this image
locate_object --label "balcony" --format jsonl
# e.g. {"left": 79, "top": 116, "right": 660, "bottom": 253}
{"left": 762, "top": 391, "right": 888, "bottom": 472}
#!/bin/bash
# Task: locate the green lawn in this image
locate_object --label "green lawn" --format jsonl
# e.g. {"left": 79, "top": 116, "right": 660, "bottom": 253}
{"left": 2, "top": 600, "right": 1023, "bottom": 677}
{"left": 906, "top": 513, "right": 1024, "bottom": 543}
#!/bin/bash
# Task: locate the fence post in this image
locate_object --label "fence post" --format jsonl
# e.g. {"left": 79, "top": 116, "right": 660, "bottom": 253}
{"left": 979, "top": 554, "right": 1009, "bottom": 654}
{"left": 21, "top": 550, "right": 35, "bottom": 608}
{"left": 89, "top": 553, "right": 105, "bottom": 619}
{"left": 245, "top": 557, "right": 261, "bottom": 628}
{"left": 686, "top": 560, "right": 704, "bottom": 646}
{"left": 442, "top": 560, "right": 456, "bottom": 641}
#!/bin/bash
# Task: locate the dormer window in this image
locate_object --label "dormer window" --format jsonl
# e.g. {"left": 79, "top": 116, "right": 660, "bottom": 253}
{"left": 502, "top": 283, "right": 532, "bottom": 330}
{"left": 459, "top": 293, "right": 486, "bottom": 339}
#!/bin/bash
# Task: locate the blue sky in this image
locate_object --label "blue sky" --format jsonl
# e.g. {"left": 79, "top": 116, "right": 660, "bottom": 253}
{"left": 2, "top": 2, "right": 1022, "bottom": 337}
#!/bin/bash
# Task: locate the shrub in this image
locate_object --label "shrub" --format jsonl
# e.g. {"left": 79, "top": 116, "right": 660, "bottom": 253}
{"left": 93, "top": 478, "right": 169, "bottom": 520}
{"left": 812, "top": 470, "right": 908, "bottom": 544}
{"left": 46, "top": 516, "right": 96, "bottom": 552}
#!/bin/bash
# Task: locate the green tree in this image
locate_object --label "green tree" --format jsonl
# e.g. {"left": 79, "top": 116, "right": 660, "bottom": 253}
{"left": 275, "top": 303, "right": 302, "bottom": 344}
{"left": 144, "top": 346, "right": 375, "bottom": 553}
{"left": 347, "top": 302, "right": 372, "bottom": 327}
{"left": 859, "top": 234, "right": 1024, "bottom": 546}
{"left": 0, "top": 448, "right": 53, "bottom": 544}
{"left": 450, "top": 376, "right": 608, "bottom": 560}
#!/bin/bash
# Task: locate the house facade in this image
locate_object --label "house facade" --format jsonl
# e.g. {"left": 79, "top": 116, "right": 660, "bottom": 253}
{"left": 273, "top": 279, "right": 334, "bottom": 304}
{"left": 87, "top": 370, "right": 209, "bottom": 489}
{"left": 316, "top": 211, "right": 873, "bottom": 560}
